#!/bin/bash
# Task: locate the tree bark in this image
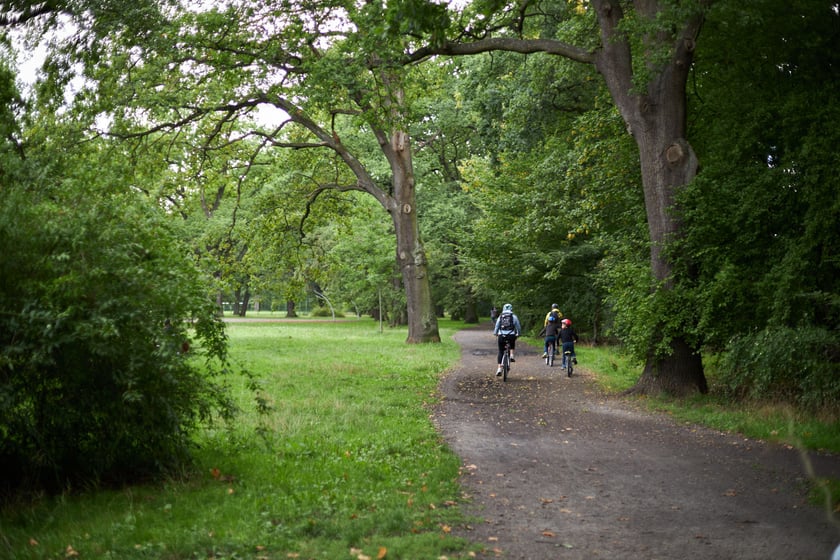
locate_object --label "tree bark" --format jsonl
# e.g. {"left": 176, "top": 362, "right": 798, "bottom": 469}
{"left": 592, "top": 0, "right": 707, "bottom": 395}
{"left": 389, "top": 130, "right": 441, "bottom": 343}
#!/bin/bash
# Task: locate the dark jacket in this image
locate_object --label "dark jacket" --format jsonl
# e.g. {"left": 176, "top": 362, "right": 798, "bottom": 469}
{"left": 559, "top": 326, "right": 578, "bottom": 344}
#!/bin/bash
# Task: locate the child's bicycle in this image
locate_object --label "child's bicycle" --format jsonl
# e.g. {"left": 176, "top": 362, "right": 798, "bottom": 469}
{"left": 545, "top": 339, "right": 556, "bottom": 367}
{"left": 563, "top": 349, "right": 574, "bottom": 377}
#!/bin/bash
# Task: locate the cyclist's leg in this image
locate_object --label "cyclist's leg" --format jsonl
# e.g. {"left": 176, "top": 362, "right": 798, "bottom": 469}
{"left": 496, "top": 336, "right": 505, "bottom": 374}
{"left": 509, "top": 335, "right": 516, "bottom": 361}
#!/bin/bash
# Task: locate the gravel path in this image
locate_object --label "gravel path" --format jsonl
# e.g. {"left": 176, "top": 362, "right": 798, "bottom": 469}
{"left": 432, "top": 326, "right": 840, "bottom": 559}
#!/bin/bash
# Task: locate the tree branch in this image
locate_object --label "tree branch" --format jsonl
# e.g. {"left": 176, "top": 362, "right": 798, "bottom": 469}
{"left": 409, "top": 37, "right": 596, "bottom": 65}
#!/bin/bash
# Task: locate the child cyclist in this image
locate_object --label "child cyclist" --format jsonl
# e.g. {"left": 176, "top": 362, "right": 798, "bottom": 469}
{"left": 558, "top": 318, "right": 579, "bottom": 370}
{"left": 542, "top": 314, "right": 561, "bottom": 359}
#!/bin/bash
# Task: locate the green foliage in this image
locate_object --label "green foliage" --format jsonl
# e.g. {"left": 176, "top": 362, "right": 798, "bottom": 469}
{"left": 719, "top": 327, "right": 840, "bottom": 411}
{"left": 457, "top": 48, "right": 644, "bottom": 338}
{"left": 671, "top": 0, "right": 840, "bottom": 403}
{"left": 0, "top": 137, "right": 233, "bottom": 493}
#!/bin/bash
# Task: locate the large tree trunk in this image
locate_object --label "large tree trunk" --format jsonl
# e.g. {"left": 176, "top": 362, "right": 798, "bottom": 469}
{"left": 389, "top": 130, "right": 441, "bottom": 343}
{"left": 593, "top": 0, "right": 708, "bottom": 395}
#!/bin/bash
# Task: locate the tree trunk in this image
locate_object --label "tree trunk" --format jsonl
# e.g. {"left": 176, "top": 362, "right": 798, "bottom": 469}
{"left": 286, "top": 300, "right": 297, "bottom": 318}
{"left": 593, "top": 0, "right": 708, "bottom": 395}
{"left": 463, "top": 300, "right": 479, "bottom": 324}
{"left": 389, "top": 129, "right": 441, "bottom": 343}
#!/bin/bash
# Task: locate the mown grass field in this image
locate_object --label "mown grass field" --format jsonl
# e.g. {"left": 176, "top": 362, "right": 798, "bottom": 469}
{"left": 1, "top": 319, "right": 473, "bottom": 560}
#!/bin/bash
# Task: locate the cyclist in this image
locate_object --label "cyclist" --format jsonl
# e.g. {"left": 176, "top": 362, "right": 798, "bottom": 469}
{"left": 544, "top": 303, "right": 562, "bottom": 327}
{"left": 542, "top": 314, "right": 561, "bottom": 360}
{"left": 493, "top": 303, "right": 521, "bottom": 376}
{"left": 558, "top": 318, "right": 579, "bottom": 369}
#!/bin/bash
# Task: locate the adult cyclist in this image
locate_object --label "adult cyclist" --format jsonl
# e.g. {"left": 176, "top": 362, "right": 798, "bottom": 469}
{"left": 544, "top": 303, "right": 562, "bottom": 326}
{"left": 493, "top": 303, "right": 521, "bottom": 376}
{"left": 541, "top": 304, "right": 563, "bottom": 358}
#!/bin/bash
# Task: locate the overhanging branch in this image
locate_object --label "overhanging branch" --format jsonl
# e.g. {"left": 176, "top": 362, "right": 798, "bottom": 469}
{"left": 409, "top": 37, "right": 596, "bottom": 65}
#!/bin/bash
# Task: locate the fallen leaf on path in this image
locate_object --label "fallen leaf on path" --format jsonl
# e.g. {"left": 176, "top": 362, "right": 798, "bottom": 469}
{"left": 723, "top": 489, "right": 738, "bottom": 497}
{"left": 542, "top": 531, "right": 556, "bottom": 537}
{"left": 377, "top": 546, "right": 387, "bottom": 559}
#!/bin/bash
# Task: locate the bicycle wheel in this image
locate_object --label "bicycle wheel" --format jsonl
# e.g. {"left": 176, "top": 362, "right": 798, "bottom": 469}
{"left": 502, "top": 349, "right": 510, "bottom": 382}
{"left": 565, "top": 351, "right": 573, "bottom": 377}
{"left": 547, "top": 343, "right": 554, "bottom": 366}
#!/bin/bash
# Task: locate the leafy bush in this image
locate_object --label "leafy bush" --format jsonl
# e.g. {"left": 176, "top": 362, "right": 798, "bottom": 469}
{"left": 0, "top": 173, "right": 234, "bottom": 495}
{"left": 310, "top": 306, "right": 345, "bottom": 318}
{"left": 719, "top": 326, "right": 840, "bottom": 411}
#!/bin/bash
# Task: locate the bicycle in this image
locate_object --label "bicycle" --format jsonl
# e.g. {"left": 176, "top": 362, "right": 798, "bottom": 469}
{"left": 545, "top": 338, "right": 556, "bottom": 367}
{"left": 563, "top": 349, "right": 574, "bottom": 377}
{"left": 501, "top": 339, "right": 512, "bottom": 382}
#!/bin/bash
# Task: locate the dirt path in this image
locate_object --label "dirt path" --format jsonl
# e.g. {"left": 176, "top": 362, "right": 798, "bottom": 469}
{"left": 433, "top": 326, "right": 840, "bottom": 559}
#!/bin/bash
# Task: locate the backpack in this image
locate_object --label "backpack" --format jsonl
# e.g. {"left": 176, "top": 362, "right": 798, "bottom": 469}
{"left": 499, "top": 312, "right": 515, "bottom": 331}
{"left": 549, "top": 310, "right": 561, "bottom": 323}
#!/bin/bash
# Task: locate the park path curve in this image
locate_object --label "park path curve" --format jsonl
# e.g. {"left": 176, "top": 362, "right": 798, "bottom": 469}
{"left": 432, "top": 326, "right": 840, "bottom": 559}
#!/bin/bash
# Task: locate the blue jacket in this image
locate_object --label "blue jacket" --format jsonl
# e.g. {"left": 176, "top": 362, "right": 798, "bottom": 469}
{"left": 493, "top": 312, "right": 521, "bottom": 336}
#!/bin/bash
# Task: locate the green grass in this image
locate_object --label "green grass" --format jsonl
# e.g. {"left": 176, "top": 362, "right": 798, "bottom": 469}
{"left": 1, "top": 319, "right": 475, "bottom": 560}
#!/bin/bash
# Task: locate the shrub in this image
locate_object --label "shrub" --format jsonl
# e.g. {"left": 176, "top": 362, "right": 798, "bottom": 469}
{"left": 310, "top": 306, "right": 345, "bottom": 318}
{"left": 0, "top": 181, "right": 234, "bottom": 495}
{"left": 719, "top": 326, "right": 840, "bottom": 411}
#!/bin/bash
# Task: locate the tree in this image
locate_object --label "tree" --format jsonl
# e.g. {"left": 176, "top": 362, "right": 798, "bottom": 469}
{"left": 413, "top": 0, "right": 711, "bottom": 394}
{"left": 55, "top": 0, "right": 446, "bottom": 342}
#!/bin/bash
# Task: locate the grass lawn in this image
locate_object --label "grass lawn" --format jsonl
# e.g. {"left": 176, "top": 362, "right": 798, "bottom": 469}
{"left": 1, "top": 319, "right": 474, "bottom": 560}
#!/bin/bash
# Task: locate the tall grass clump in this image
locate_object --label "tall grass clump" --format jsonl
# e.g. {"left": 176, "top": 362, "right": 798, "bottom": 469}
{"left": 0, "top": 320, "right": 474, "bottom": 559}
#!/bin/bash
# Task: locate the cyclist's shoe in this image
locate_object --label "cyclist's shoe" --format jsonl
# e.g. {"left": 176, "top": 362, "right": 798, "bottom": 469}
{"left": 496, "top": 368, "right": 502, "bottom": 376}
{"left": 510, "top": 357, "right": 515, "bottom": 362}
{"left": 573, "top": 358, "right": 578, "bottom": 364}
{"left": 541, "top": 352, "right": 547, "bottom": 358}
